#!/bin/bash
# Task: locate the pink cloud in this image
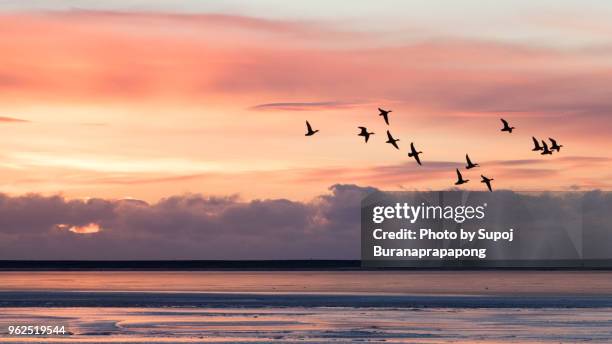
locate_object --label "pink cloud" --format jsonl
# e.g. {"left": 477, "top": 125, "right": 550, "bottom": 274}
{"left": 1, "top": 10, "right": 610, "bottom": 113}
{"left": 57, "top": 222, "right": 103, "bottom": 234}
{"left": 0, "top": 116, "right": 29, "bottom": 123}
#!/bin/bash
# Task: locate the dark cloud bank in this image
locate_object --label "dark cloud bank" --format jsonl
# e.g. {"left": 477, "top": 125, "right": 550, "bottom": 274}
{"left": 0, "top": 184, "right": 375, "bottom": 260}
{"left": 0, "top": 185, "right": 609, "bottom": 260}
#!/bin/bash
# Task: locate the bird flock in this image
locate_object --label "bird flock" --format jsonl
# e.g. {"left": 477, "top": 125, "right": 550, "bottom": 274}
{"left": 305, "top": 109, "right": 563, "bottom": 192}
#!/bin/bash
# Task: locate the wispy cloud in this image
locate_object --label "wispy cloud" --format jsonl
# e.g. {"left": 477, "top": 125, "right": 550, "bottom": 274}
{"left": 290, "top": 156, "right": 612, "bottom": 192}
{"left": 0, "top": 116, "right": 29, "bottom": 123}
{"left": 1, "top": 10, "right": 610, "bottom": 117}
{"left": 251, "top": 101, "right": 364, "bottom": 111}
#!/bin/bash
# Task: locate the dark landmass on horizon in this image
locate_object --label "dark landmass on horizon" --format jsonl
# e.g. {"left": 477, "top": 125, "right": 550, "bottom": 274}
{"left": 1, "top": 260, "right": 612, "bottom": 271}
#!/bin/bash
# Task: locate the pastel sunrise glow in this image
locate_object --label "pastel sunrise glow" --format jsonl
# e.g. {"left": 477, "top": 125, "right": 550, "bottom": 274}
{"left": 0, "top": 1, "right": 610, "bottom": 204}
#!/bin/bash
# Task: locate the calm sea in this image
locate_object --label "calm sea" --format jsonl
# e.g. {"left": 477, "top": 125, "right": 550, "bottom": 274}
{"left": 0, "top": 271, "right": 611, "bottom": 343}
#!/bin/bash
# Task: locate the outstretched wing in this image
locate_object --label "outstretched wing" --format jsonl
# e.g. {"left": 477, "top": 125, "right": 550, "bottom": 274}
{"left": 501, "top": 118, "right": 509, "bottom": 127}
{"left": 549, "top": 138, "right": 557, "bottom": 145}
{"left": 466, "top": 154, "right": 472, "bottom": 165}
{"left": 532, "top": 136, "right": 539, "bottom": 146}
{"left": 386, "top": 130, "right": 394, "bottom": 141}
{"left": 414, "top": 152, "right": 422, "bottom": 165}
{"left": 382, "top": 113, "right": 389, "bottom": 125}
{"left": 306, "top": 121, "right": 313, "bottom": 131}
{"left": 481, "top": 176, "right": 493, "bottom": 192}
{"left": 456, "top": 168, "right": 462, "bottom": 180}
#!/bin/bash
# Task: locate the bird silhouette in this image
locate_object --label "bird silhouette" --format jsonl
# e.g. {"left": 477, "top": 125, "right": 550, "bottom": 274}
{"left": 549, "top": 138, "right": 562, "bottom": 152}
{"left": 465, "top": 154, "right": 479, "bottom": 169}
{"left": 408, "top": 142, "right": 422, "bottom": 165}
{"left": 385, "top": 130, "right": 400, "bottom": 149}
{"left": 532, "top": 137, "right": 543, "bottom": 151}
{"left": 500, "top": 118, "right": 515, "bottom": 133}
{"left": 305, "top": 121, "right": 319, "bottom": 136}
{"left": 541, "top": 140, "right": 553, "bottom": 155}
{"left": 481, "top": 175, "right": 494, "bottom": 192}
{"left": 454, "top": 168, "right": 469, "bottom": 185}
{"left": 378, "top": 108, "right": 392, "bottom": 125}
{"left": 357, "top": 127, "right": 374, "bottom": 143}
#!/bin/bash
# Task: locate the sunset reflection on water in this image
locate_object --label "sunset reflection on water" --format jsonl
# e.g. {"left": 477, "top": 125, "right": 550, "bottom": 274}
{"left": 0, "top": 271, "right": 611, "bottom": 343}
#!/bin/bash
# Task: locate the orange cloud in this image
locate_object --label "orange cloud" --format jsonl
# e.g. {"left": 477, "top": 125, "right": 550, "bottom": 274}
{"left": 57, "top": 222, "right": 103, "bottom": 234}
{"left": 1, "top": 10, "right": 611, "bottom": 113}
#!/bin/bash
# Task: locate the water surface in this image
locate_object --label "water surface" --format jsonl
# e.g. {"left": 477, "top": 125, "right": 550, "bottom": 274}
{"left": 0, "top": 271, "right": 611, "bottom": 343}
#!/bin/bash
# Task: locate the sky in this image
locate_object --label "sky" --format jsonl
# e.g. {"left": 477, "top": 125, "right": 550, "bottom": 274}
{"left": 0, "top": 1, "right": 610, "bottom": 258}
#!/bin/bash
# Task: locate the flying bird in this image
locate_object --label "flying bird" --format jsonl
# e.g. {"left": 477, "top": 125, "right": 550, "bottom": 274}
{"left": 305, "top": 120, "right": 319, "bottom": 136}
{"left": 481, "top": 175, "right": 494, "bottom": 192}
{"left": 500, "top": 118, "right": 515, "bottom": 133}
{"left": 465, "top": 154, "right": 479, "bottom": 169}
{"left": 541, "top": 140, "right": 553, "bottom": 155}
{"left": 357, "top": 127, "right": 374, "bottom": 143}
{"left": 408, "top": 142, "right": 422, "bottom": 165}
{"left": 385, "top": 130, "right": 400, "bottom": 149}
{"left": 532, "top": 137, "right": 543, "bottom": 151}
{"left": 454, "top": 168, "right": 469, "bottom": 185}
{"left": 549, "top": 138, "right": 563, "bottom": 152}
{"left": 378, "top": 108, "right": 392, "bottom": 125}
